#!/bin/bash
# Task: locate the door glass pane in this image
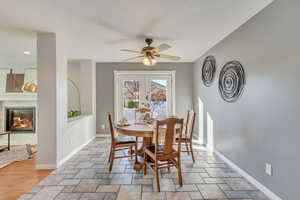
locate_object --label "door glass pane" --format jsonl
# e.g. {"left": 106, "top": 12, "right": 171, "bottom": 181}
{"left": 122, "top": 80, "right": 139, "bottom": 123}
{"left": 150, "top": 80, "right": 167, "bottom": 119}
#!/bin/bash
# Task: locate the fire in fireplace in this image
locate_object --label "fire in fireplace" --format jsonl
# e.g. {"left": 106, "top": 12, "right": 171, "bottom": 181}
{"left": 5, "top": 107, "right": 35, "bottom": 133}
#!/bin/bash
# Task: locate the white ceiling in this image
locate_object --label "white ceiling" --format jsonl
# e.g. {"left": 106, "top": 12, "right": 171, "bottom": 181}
{"left": 0, "top": 0, "right": 272, "bottom": 66}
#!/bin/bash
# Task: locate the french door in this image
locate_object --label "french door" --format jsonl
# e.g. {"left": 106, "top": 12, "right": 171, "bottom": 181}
{"left": 114, "top": 71, "right": 175, "bottom": 122}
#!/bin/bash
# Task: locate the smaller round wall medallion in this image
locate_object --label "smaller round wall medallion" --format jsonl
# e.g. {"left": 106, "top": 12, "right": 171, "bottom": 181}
{"left": 218, "top": 60, "right": 246, "bottom": 103}
{"left": 202, "top": 55, "right": 216, "bottom": 87}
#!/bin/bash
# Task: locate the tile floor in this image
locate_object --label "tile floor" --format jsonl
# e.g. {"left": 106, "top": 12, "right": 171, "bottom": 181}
{"left": 19, "top": 138, "right": 270, "bottom": 200}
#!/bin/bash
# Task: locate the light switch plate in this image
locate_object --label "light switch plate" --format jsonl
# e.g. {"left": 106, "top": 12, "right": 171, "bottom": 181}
{"left": 266, "top": 163, "right": 272, "bottom": 176}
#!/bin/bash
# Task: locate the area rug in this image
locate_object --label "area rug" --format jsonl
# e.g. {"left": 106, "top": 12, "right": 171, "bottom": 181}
{"left": 0, "top": 145, "right": 34, "bottom": 168}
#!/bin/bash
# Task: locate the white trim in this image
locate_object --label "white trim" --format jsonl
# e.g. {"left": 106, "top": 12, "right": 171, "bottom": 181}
{"left": 114, "top": 70, "right": 175, "bottom": 76}
{"left": 36, "top": 164, "right": 57, "bottom": 170}
{"left": 171, "top": 70, "right": 176, "bottom": 115}
{"left": 0, "top": 93, "right": 37, "bottom": 101}
{"left": 96, "top": 133, "right": 110, "bottom": 138}
{"left": 114, "top": 71, "right": 118, "bottom": 121}
{"left": 57, "top": 135, "right": 96, "bottom": 167}
{"left": 214, "top": 150, "right": 282, "bottom": 200}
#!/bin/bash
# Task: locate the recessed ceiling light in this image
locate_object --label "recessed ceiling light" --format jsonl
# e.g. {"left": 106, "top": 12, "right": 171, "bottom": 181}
{"left": 23, "top": 51, "right": 31, "bottom": 55}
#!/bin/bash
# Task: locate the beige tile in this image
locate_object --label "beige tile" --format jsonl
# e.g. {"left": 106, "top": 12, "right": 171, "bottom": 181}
{"left": 142, "top": 192, "right": 166, "bottom": 200}
{"left": 188, "top": 192, "right": 203, "bottom": 200}
{"left": 157, "top": 179, "right": 176, "bottom": 192}
{"left": 31, "top": 186, "right": 64, "bottom": 200}
{"left": 117, "top": 185, "right": 142, "bottom": 200}
{"left": 203, "top": 178, "right": 225, "bottom": 184}
{"left": 142, "top": 185, "right": 153, "bottom": 192}
{"left": 38, "top": 175, "right": 65, "bottom": 186}
{"left": 224, "top": 190, "right": 251, "bottom": 199}
{"left": 96, "top": 184, "right": 120, "bottom": 193}
{"left": 224, "top": 178, "right": 256, "bottom": 191}
{"left": 175, "top": 184, "right": 198, "bottom": 192}
{"left": 166, "top": 192, "right": 190, "bottom": 200}
{"left": 55, "top": 193, "right": 82, "bottom": 200}
{"left": 197, "top": 184, "right": 226, "bottom": 199}
{"left": 58, "top": 179, "right": 81, "bottom": 186}
{"left": 80, "top": 193, "right": 106, "bottom": 200}
{"left": 73, "top": 179, "right": 102, "bottom": 192}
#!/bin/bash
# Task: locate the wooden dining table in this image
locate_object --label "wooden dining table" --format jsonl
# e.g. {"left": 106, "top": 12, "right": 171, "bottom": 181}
{"left": 115, "top": 123, "right": 154, "bottom": 150}
{"left": 115, "top": 123, "right": 159, "bottom": 170}
{"left": 115, "top": 122, "right": 180, "bottom": 171}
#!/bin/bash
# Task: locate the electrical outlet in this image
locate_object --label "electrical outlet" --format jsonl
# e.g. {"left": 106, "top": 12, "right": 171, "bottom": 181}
{"left": 265, "top": 163, "right": 272, "bottom": 176}
{"left": 101, "top": 124, "right": 105, "bottom": 130}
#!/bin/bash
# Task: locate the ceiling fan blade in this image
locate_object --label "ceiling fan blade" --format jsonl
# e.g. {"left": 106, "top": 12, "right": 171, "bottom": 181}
{"left": 155, "top": 43, "right": 171, "bottom": 52}
{"left": 123, "top": 56, "right": 144, "bottom": 61}
{"left": 156, "top": 54, "right": 181, "bottom": 61}
{"left": 120, "top": 49, "right": 142, "bottom": 54}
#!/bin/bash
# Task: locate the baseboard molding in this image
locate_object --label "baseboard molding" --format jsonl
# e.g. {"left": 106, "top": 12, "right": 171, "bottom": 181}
{"left": 214, "top": 150, "right": 282, "bottom": 200}
{"left": 57, "top": 135, "right": 96, "bottom": 168}
{"left": 36, "top": 164, "right": 57, "bottom": 170}
{"left": 96, "top": 133, "right": 110, "bottom": 138}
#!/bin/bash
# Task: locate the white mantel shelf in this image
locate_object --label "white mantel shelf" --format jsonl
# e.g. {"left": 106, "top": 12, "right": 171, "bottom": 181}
{"left": 0, "top": 93, "right": 37, "bottom": 101}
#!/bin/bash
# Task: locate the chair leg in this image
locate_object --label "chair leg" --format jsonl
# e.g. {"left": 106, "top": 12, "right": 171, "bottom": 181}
{"left": 155, "top": 160, "right": 160, "bottom": 192}
{"left": 190, "top": 141, "right": 195, "bottom": 162}
{"left": 130, "top": 146, "right": 133, "bottom": 160}
{"left": 108, "top": 147, "right": 112, "bottom": 163}
{"left": 143, "top": 152, "right": 147, "bottom": 175}
{"left": 177, "top": 156, "right": 183, "bottom": 186}
{"left": 185, "top": 141, "right": 190, "bottom": 155}
{"left": 135, "top": 137, "right": 138, "bottom": 162}
{"left": 109, "top": 148, "right": 115, "bottom": 172}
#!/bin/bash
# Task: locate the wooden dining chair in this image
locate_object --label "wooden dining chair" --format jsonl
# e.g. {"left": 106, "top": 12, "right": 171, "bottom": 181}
{"left": 143, "top": 117, "right": 184, "bottom": 192}
{"left": 107, "top": 113, "right": 137, "bottom": 172}
{"left": 176, "top": 110, "right": 196, "bottom": 162}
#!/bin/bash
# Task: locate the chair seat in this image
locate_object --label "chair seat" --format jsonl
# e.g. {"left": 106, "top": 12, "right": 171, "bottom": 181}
{"left": 115, "top": 140, "right": 136, "bottom": 147}
{"left": 176, "top": 137, "right": 191, "bottom": 142}
{"left": 144, "top": 145, "right": 177, "bottom": 160}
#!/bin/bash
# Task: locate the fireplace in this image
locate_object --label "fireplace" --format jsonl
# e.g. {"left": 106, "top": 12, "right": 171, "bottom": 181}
{"left": 5, "top": 107, "right": 36, "bottom": 133}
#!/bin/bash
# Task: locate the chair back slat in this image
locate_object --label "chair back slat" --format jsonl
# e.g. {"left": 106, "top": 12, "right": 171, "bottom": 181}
{"left": 155, "top": 118, "right": 184, "bottom": 155}
{"left": 185, "top": 110, "right": 196, "bottom": 139}
{"left": 107, "top": 113, "right": 118, "bottom": 144}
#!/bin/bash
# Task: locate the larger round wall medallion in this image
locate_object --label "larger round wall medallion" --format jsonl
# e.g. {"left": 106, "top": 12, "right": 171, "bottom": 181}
{"left": 202, "top": 55, "right": 216, "bottom": 87}
{"left": 218, "top": 60, "right": 246, "bottom": 103}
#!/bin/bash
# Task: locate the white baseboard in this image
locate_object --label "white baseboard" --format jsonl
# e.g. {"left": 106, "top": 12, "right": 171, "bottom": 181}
{"left": 57, "top": 135, "right": 96, "bottom": 168}
{"left": 36, "top": 164, "right": 57, "bottom": 170}
{"left": 36, "top": 136, "right": 96, "bottom": 170}
{"left": 214, "top": 150, "right": 282, "bottom": 200}
{"left": 96, "top": 133, "right": 110, "bottom": 138}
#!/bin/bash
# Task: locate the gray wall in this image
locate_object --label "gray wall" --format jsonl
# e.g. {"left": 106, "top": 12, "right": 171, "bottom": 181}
{"left": 96, "top": 62, "right": 193, "bottom": 134}
{"left": 193, "top": 1, "right": 299, "bottom": 199}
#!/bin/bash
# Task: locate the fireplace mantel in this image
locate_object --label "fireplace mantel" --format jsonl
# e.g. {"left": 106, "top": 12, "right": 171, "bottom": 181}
{"left": 0, "top": 93, "right": 37, "bottom": 101}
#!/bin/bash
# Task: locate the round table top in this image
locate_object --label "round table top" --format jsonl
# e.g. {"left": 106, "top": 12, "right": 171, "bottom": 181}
{"left": 115, "top": 123, "right": 154, "bottom": 137}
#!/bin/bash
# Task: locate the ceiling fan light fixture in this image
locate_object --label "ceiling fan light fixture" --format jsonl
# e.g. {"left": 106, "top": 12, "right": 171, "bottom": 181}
{"left": 143, "top": 57, "right": 157, "bottom": 66}
{"left": 121, "top": 38, "right": 180, "bottom": 65}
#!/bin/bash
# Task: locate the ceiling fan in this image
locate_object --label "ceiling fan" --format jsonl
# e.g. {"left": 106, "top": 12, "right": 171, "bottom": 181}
{"left": 121, "top": 38, "right": 181, "bottom": 66}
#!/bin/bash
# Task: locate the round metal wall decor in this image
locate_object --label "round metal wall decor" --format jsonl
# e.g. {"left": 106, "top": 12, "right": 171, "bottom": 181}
{"left": 218, "top": 61, "right": 245, "bottom": 103}
{"left": 202, "top": 55, "right": 216, "bottom": 87}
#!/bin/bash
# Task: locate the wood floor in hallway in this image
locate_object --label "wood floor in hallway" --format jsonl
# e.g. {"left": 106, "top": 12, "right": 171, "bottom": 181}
{"left": 0, "top": 154, "right": 52, "bottom": 200}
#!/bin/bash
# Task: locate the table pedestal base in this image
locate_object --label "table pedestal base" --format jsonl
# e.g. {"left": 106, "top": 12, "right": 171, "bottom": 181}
{"left": 131, "top": 137, "right": 152, "bottom": 171}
